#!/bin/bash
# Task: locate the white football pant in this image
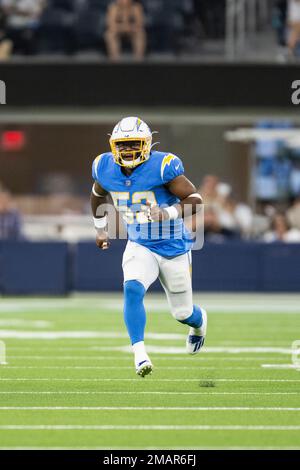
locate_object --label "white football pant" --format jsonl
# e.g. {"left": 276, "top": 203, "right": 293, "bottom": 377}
{"left": 122, "top": 240, "right": 193, "bottom": 321}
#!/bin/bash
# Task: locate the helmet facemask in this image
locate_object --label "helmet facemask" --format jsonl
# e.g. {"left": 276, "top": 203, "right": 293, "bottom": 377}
{"left": 110, "top": 137, "right": 151, "bottom": 168}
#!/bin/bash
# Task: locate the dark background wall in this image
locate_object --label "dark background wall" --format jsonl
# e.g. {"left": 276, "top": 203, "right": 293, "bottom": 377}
{"left": 1, "top": 62, "right": 300, "bottom": 108}
{"left": 1, "top": 61, "right": 299, "bottom": 201}
{"left": 1, "top": 241, "right": 300, "bottom": 294}
{"left": 0, "top": 122, "right": 250, "bottom": 200}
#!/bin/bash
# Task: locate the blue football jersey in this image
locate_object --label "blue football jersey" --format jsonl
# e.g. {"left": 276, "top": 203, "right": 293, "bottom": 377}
{"left": 92, "top": 150, "right": 193, "bottom": 258}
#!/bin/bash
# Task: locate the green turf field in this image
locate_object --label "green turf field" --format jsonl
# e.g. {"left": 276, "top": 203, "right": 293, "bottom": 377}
{"left": 0, "top": 293, "right": 300, "bottom": 450}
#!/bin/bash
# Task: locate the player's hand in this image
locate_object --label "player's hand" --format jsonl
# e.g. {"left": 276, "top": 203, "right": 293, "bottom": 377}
{"left": 144, "top": 201, "right": 169, "bottom": 222}
{"left": 95, "top": 229, "right": 110, "bottom": 250}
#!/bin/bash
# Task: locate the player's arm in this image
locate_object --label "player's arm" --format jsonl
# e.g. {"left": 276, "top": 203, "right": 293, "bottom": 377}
{"left": 147, "top": 175, "right": 202, "bottom": 222}
{"left": 166, "top": 175, "right": 203, "bottom": 218}
{"left": 90, "top": 181, "right": 110, "bottom": 250}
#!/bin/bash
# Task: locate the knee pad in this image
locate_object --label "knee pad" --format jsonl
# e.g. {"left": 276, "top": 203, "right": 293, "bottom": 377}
{"left": 178, "top": 305, "right": 203, "bottom": 329}
{"left": 124, "top": 280, "right": 145, "bottom": 302}
{"left": 168, "top": 291, "right": 193, "bottom": 321}
{"left": 172, "top": 304, "right": 193, "bottom": 322}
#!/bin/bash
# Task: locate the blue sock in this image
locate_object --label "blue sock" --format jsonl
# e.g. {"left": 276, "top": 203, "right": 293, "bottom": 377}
{"left": 123, "top": 280, "right": 146, "bottom": 345}
{"left": 179, "top": 305, "right": 203, "bottom": 329}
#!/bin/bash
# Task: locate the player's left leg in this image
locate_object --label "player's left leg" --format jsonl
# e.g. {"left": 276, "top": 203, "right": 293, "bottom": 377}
{"left": 159, "top": 251, "right": 207, "bottom": 355}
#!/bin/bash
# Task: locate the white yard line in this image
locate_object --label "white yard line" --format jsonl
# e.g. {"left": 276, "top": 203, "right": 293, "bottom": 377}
{"left": 0, "top": 406, "right": 299, "bottom": 411}
{"left": 3, "top": 329, "right": 299, "bottom": 354}
{"left": 261, "top": 364, "right": 300, "bottom": 370}
{"left": 0, "top": 377, "right": 299, "bottom": 382}
{"left": 0, "top": 320, "right": 52, "bottom": 328}
{"left": 0, "top": 447, "right": 300, "bottom": 450}
{"left": 2, "top": 366, "right": 260, "bottom": 370}
{"left": 0, "top": 425, "right": 299, "bottom": 431}
{"left": 0, "top": 331, "right": 189, "bottom": 340}
{"left": 4, "top": 355, "right": 130, "bottom": 359}
{"left": 140, "top": 346, "right": 300, "bottom": 355}
{"left": 5, "top": 343, "right": 296, "bottom": 349}
{"left": 3, "top": 356, "right": 289, "bottom": 362}
{"left": 2, "top": 344, "right": 298, "bottom": 354}
{"left": 1, "top": 293, "right": 300, "bottom": 313}
{"left": 0, "top": 331, "right": 128, "bottom": 340}
{"left": 0, "top": 391, "right": 298, "bottom": 395}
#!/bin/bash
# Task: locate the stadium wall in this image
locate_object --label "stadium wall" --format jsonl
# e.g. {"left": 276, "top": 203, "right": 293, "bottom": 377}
{"left": 0, "top": 241, "right": 300, "bottom": 294}
{"left": 1, "top": 62, "right": 300, "bottom": 107}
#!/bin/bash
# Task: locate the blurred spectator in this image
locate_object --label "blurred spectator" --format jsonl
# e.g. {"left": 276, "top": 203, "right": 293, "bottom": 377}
{"left": 1, "top": 0, "right": 45, "bottom": 54}
{"left": 216, "top": 182, "right": 253, "bottom": 238}
{"left": 196, "top": 175, "right": 253, "bottom": 240}
{"left": 0, "top": 3, "right": 12, "bottom": 59}
{"left": 75, "top": 0, "right": 109, "bottom": 53}
{"left": 204, "top": 206, "right": 240, "bottom": 243}
{"left": 287, "top": 195, "right": 300, "bottom": 229}
{"left": 273, "top": 0, "right": 287, "bottom": 46}
{"left": 142, "top": 0, "right": 187, "bottom": 53}
{"left": 287, "top": 0, "right": 300, "bottom": 55}
{"left": 105, "top": 0, "right": 146, "bottom": 60}
{"left": 0, "top": 189, "right": 23, "bottom": 240}
{"left": 199, "top": 174, "right": 220, "bottom": 206}
{"left": 264, "top": 212, "right": 300, "bottom": 242}
{"left": 38, "top": 0, "right": 77, "bottom": 55}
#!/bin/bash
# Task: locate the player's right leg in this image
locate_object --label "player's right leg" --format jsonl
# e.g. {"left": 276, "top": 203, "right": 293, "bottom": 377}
{"left": 122, "top": 241, "right": 159, "bottom": 377}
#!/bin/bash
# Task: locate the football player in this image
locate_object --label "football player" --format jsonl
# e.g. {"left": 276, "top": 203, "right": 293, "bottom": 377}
{"left": 91, "top": 117, "right": 207, "bottom": 377}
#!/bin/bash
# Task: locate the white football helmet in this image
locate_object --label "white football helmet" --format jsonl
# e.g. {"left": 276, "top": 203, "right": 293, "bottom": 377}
{"left": 109, "top": 116, "right": 152, "bottom": 168}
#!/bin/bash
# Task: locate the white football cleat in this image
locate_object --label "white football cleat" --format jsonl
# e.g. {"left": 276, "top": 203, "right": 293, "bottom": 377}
{"left": 186, "top": 308, "right": 207, "bottom": 355}
{"left": 136, "top": 359, "right": 153, "bottom": 377}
